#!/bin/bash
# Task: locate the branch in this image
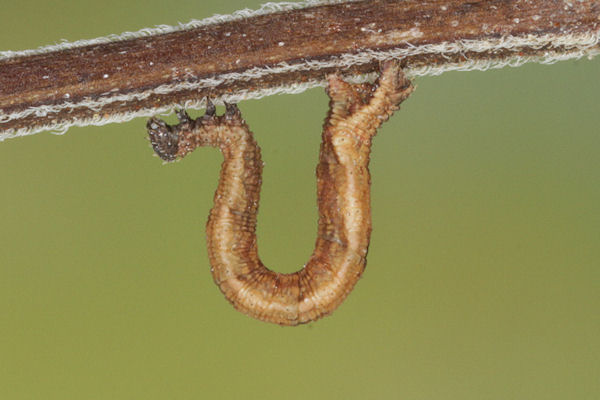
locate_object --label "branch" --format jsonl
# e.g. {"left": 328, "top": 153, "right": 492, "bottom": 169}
{"left": 1, "top": 0, "right": 599, "bottom": 141}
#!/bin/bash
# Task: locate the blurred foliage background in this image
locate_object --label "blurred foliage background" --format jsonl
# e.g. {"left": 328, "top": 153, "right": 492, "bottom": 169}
{"left": 1, "top": 1, "right": 599, "bottom": 399}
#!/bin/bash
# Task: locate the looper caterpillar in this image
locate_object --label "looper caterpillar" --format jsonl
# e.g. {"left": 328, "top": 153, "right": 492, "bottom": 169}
{"left": 147, "top": 61, "right": 413, "bottom": 325}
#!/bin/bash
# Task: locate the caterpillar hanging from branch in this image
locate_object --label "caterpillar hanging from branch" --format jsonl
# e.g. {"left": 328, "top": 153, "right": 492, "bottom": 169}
{"left": 147, "top": 61, "right": 413, "bottom": 325}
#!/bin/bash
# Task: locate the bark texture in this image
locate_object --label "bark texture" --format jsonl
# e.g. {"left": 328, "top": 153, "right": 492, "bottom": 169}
{"left": 1, "top": 0, "right": 599, "bottom": 139}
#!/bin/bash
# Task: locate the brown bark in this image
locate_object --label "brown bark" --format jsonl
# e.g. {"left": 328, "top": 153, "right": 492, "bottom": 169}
{"left": 1, "top": 0, "right": 599, "bottom": 137}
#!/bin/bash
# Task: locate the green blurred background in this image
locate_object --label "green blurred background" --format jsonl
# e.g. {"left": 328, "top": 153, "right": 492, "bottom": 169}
{"left": 1, "top": 1, "right": 599, "bottom": 399}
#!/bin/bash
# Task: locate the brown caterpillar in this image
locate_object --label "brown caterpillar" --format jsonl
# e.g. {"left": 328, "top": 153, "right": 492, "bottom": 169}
{"left": 147, "top": 62, "right": 413, "bottom": 325}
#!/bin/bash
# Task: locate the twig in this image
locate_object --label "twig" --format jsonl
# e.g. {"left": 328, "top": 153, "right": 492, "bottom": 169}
{"left": 1, "top": 0, "right": 599, "bottom": 141}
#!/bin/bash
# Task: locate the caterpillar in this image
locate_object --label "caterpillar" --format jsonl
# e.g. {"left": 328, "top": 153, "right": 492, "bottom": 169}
{"left": 147, "top": 61, "right": 413, "bottom": 325}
